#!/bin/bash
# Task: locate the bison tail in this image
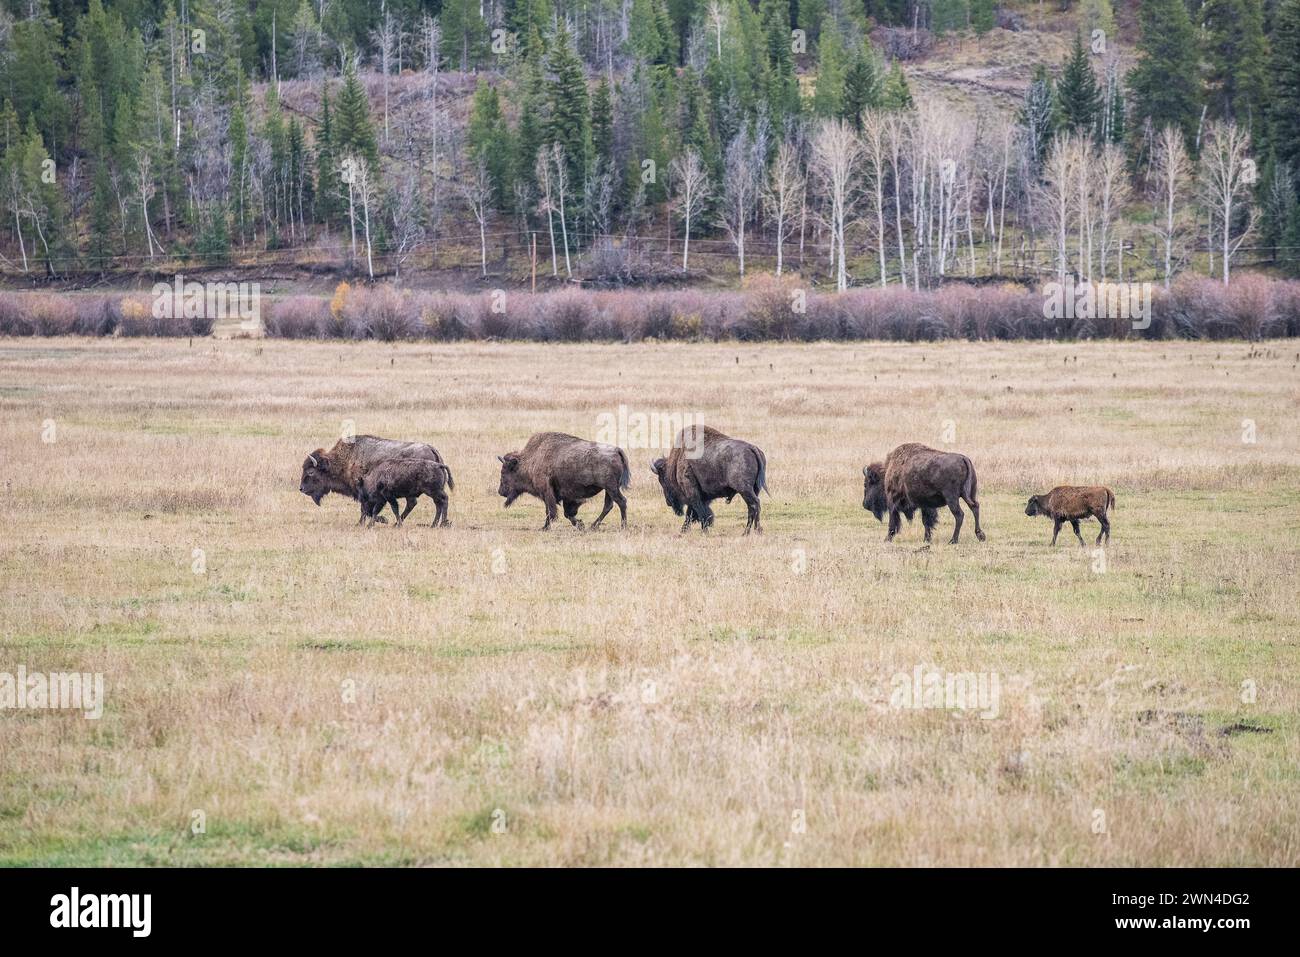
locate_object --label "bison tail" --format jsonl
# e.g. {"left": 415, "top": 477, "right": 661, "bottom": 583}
{"left": 618, "top": 448, "right": 631, "bottom": 490}
{"left": 962, "top": 456, "right": 978, "bottom": 503}
{"left": 752, "top": 447, "right": 769, "bottom": 496}
{"left": 444, "top": 464, "right": 455, "bottom": 493}
{"left": 1107, "top": 488, "right": 1115, "bottom": 512}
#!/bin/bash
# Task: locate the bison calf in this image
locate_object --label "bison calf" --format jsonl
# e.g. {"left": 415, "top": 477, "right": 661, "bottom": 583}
{"left": 1025, "top": 486, "right": 1114, "bottom": 546}
{"left": 300, "top": 435, "right": 450, "bottom": 525}
{"left": 497, "top": 432, "right": 630, "bottom": 531}
{"left": 359, "top": 455, "right": 455, "bottom": 528}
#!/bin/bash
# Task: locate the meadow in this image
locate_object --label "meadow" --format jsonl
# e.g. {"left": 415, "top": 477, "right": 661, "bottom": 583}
{"left": 0, "top": 336, "right": 1297, "bottom": 866}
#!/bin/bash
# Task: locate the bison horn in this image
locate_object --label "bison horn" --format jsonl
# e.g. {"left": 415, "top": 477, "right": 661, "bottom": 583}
{"left": 308, "top": 454, "right": 319, "bottom": 468}
{"left": 496, "top": 455, "right": 504, "bottom": 463}
{"left": 862, "top": 465, "right": 869, "bottom": 477}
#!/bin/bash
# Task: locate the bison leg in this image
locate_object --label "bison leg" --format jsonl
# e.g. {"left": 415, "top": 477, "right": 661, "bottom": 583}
{"left": 739, "top": 490, "right": 761, "bottom": 534}
{"left": 589, "top": 494, "right": 614, "bottom": 529}
{"left": 1097, "top": 513, "right": 1110, "bottom": 546}
{"left": 431, "top": 489, "right": 450, "bottom": 527}
{"left": 614, "top": 489, "right": 627, "bottom": 528}
{"left": 1050, "top": 518, "right": 1063, "bottom": 545}
{"left": 689, "top": 495, "right": 715, "bottom": 533}
{"left": 1070, "top": 518, "right": 1086, "bottom": 547}
{"left": 539, "top": 489, "right": 559, "bottom": 530}
{"left": 921, "top": 507, "right": 939, "bottom": 543}
{"left": 945, "top": 496, "right": 965, "bottom": 544}
{"left": 964, "top": 493, "right": 986, "bottom": 541}
{"left": 397, "top": 496, "right": 419, "bottom": 525}
{"left": 563, "top": 499, "right": 586, "bottom": 531}
{"left": 886, "top": 506, "right": 902, "bottom": 541}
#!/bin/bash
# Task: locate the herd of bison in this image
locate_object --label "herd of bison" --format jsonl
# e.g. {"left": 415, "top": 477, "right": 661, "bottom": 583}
{"left": 298, "top": 426, "right": 1115, "bottom": 546}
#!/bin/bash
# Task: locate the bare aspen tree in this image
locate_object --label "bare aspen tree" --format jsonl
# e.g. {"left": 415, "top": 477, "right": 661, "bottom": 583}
{"left": 1199, "top": 120, "right": 1257, "bottom": 285}
{"left": 1037, "top": 134, "right": 1077, "bottom": 284}
{"left": 550, "top": 144, "right": 573, "bottom": 278}
{"left": 810, "top": 118, "right": 861, "bottom": 291}
{"left": 389, "top": 165, "right": 425, "bottom": 276}
{"left": 1151, "top": 126, "right": 1192, "bottom": 288}
{"left": 718, "top": 126, "right": 767, "bottom": 278}
{"left": 1095, "top": 144, "right": 1129, "bottom": 281}
{"left": 1075, "top": 136, "right": 1097, "bottom": 282}
{"left": 762, "top": 140, "right": 802, "bottom": 276}
{"left": 135, "top": 153, "right": 162, "bottom": 258}
{"left": 670, "top": 148, "right": 711, "bottom": 272}
{"left": 708, "top": 1, "right": 725, "bottom": 59}
{"left": 535, "top": 149, "right": 559, "bottom": 277}
{"left": 372, "top": 1, "right": 397, "bottom": 143}
{"left": 458, "top": 151, "right": 493, "bottom": 277}
{"left": 352, "top": 158, "right": 376, "bottom": 279}
{"left": 341, "top": 153, "right": 360, "bottom": 260}
{"left": 884, "top": 111, "right": 909, "bottom": 288}
{"left": 860, "top": 110, "right": 890, "bottom": 286}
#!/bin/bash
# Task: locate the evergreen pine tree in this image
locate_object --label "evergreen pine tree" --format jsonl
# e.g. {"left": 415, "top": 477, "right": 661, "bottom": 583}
{"left": 1201, "top": 0, "right": 1270, "bottom": 142}
{"left": 1057, "top": 32, "right": 1101, "bottom": 137}
{"left": 1128, "top": 0, "right": 1201, "bottom": 145}
{"left": 843, "top": 44, "right": 883, "bottom": 127}
{"left": 1274, "top": 0, "right": 1300, "bottom": 188}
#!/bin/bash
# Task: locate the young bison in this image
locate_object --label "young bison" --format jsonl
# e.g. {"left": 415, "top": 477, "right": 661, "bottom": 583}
{"left": 1025, "top": 486, "right": 1114, "bottom": 546}
{"left": 299, "top": 435, "right": 450, "bottom": 525}
{"left": 359, "top": 455, "right": 455, "bottom": 528}
{"left": 497, "top": 432, "right": 630, "bottom": 531}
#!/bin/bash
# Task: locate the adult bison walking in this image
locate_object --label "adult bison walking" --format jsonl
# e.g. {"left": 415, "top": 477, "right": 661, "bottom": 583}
{"left": 497, "top": 432, "right": 629, "bottom": 530}
{"left": 300, "top": 435, "right": 452, "bottom": 525}
{"left": 862, "top": 443, "right": 985, "bottom": 545}
{"left": 651, "top": 425, "right": 768, "bottom": 534}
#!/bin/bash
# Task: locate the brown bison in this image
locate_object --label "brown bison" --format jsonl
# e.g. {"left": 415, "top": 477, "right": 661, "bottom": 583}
{"left": 497, "top": 432, "right": 630, "bottom": 531}
{"left": 651, "top": 425, "right": 768, "bottom": 534}
{"left": 862, "top": 443, "right": 986, "bottom": 545}
{"left": 359, "top": 454, "right": 455, "bottom": 528}
{"left": 1026, "top": 485, "right": 1114, "bottom": 546}
{"left": 300, "top": 435, "right": 452, "bottom": 525}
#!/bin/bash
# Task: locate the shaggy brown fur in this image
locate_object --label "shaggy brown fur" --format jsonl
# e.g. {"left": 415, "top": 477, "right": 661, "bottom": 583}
{"left": 300, "top": 435, "right": 451, "bottom": 525}
{"left": 863, "top": 443, "right": 986, "bottom": 545}
{"left": 359, "top": 454, "right": 454, "bottom": 528}
{"left": 1026, "top": 486, "right": 1114, "bottom": 546}
{"left": 651, "top": 425, "right": 768, "bottom": 534}
{"left": 497, "top": 432, "right": 630, "bottom": 531}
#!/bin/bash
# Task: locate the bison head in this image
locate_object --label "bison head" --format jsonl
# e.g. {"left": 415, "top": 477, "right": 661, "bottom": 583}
{"left": 300, "top": 450, "right": 332, "bottom": 505}
{"left": 1025, "top": 495, "right": 1044, "bottom": 517}
{"left": 862, "top": 464, "right": 886, "bottom": 521}
{"left": 650, "top": 457, "right": 684, "bottom": 516}
{"left": 497, "top": 453, "right": 523, "bottom": 506}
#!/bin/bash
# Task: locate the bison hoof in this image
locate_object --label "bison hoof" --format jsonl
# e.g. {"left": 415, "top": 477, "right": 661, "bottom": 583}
{"left": 976, "top": 531, "right": 987, "bottom": 542}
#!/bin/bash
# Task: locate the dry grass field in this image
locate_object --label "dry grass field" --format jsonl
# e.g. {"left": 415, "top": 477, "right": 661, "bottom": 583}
{"left": 1, "top": 336, "right": 1297, "bottom": 866}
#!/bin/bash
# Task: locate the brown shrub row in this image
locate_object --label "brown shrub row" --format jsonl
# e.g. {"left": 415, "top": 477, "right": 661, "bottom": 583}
{"left": 265, "top": 275, "right": 1300, "bottom": 343}
{"left": 3, "top": 275, "right": 1299, "bottom": 341}
{"left": 0, "top": 292, "right": 214, "bottom": 337}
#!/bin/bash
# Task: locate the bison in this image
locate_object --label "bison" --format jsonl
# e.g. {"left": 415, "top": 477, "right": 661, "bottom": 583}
{"left": 497, "top": 432, "right": 630, "bottom": 531}
{"left": 359, "top": 453, "right": 455, "bottom": 528}
{"left": 650, "top": 425, "right": 768, "bottom": 533}
{"left": 300, "top": 435, "right": 452, "bottom": 525}
{"left": 862, "top": 443, "right": 985, "bottom": 545}
{"left": 1026, "top": 485, "right": 1114, "bottom": 546}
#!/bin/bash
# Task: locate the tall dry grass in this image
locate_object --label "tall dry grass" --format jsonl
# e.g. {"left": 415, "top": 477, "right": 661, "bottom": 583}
{"left": 0, "top": 337, "right": 1296, "bottom": 866}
